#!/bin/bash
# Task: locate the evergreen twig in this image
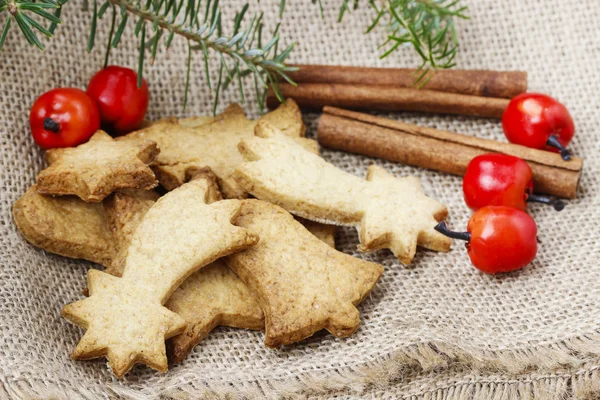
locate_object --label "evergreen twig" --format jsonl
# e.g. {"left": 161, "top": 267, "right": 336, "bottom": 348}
{"left": 92, "top": 0, "right": 297, "bottom": 113}
{"left": 337, "top": 0, "right": 469, "bottom": 85}
{"left": 0, "top": 0, "right": 68, "bottom": 51}
{"left": 0, "top": 0, "right": 469, "bottom": 109}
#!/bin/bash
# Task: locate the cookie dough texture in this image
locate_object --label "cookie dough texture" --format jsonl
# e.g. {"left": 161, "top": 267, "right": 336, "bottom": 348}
{"left": 103, "top": 170, "right": 264, "bottom": 364}
{"left": 166, "top": 260, "right": 265, "bottom": 363}
{"left": 102, "top": 189, "right": 160, "bottom": 276}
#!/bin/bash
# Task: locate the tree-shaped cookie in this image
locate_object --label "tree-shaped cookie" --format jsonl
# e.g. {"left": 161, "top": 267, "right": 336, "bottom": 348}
{"left": 62, "top": 178, "right": 258, "bottom": 377}
{"left": 225, "top": 200, "right": 382, "bottom": 347}
{"left": 36, "top": 131, "right": 159, "bottom": 202}
{"left": 126, "top": 100, "right": 313, "bottom": 198}
{"left": 234, "top": 122, "right": 451, "bottom": 265}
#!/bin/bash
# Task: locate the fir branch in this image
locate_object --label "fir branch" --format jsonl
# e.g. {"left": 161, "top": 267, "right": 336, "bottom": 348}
{"left": 338, "top": 0, "right": 468, "bottom": 84}
{"left": 0, "top": 0, "right": 68, "bottom": 51}
{"left": 1, "top": 0, "right": 469, "bottom": 110}
{"left": 94, "top": 0, "right": 297, "bottom": 113}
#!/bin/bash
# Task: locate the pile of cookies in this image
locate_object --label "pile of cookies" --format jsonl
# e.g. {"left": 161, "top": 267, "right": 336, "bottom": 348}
{"left": 13, "top": 100, "right": 450, "bottom": 378}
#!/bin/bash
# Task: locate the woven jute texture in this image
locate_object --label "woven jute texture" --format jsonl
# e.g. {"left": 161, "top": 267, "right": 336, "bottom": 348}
{"left": 1, "top": 0, "right": 599, "bottom": 399}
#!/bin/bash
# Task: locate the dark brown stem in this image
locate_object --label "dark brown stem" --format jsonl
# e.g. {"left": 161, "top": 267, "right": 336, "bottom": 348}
{"left": 434, "top": 221, "right": 471, "bottom": 242}
{"left": 527, "top": 194, "right": 565, "bottom": 211}
{"left": 43, "top": 118, "right": 60, "bottom": 133}
{"left": 547, "top": 135, "right": 571, "bottom": 161}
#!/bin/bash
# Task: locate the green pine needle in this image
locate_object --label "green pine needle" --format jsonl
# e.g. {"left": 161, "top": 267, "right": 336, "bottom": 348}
{"left": 137, "top": 20, "right": 145, "bottom": 87}
{"left": 183, "top": 41, "right": 192, "bottom": 109}
{"left": 92, "top": 0, "right": 297, "bottom": 114}
{"left": 0, "top": 18, "right": 11, "bottom": 50}
{"left": 14, "top": 11, "right": 44, "bottom": 50}
{"left": 103, "top": 4, "right": 116, "bottom": 67}
{"left": 87, "top": 0, "right": 97, "bottom": 51}
{"left": 111, "top": 12, "right": 127, "bottom": 47}
{"left": 0, "top": 0, "right": 469, "bottom": 111}
{"left": 1, "top": 0, "right": 67, "bottom": 50}
{"left": 338, "top": 0, "right": 469, "bottom": 85}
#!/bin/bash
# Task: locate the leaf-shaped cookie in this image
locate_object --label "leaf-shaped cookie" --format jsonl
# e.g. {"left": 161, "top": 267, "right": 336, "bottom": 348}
{"left": 61, "top": 178, "right": 258, "bottom": 377}
{"left": 225, "top": 200, "right": 383, "bottom": 348}
{"left": 37, "top": 131, "right": 159, "bottom": 202}
{"left": 234, "top": 122, "right": 451, "bottom": 265}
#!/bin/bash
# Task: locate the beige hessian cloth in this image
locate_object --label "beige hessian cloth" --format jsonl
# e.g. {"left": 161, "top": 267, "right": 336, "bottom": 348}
{"left": 1, "top": 1, "right": 599, "bottom": 398}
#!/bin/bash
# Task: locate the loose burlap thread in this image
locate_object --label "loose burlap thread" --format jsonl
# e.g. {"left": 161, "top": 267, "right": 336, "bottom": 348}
{"left": 1, "top": 1, "right": 599, "bottom": 399}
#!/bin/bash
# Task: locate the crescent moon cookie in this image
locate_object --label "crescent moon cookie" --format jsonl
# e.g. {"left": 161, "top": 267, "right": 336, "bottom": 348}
{"left": 233, "top": 121, "right": 451, "bottom": 265}
{"left": 225, "top": 200, "right": 383, "bottom": 348}
{"left": 125, "top": 100, "right": 313, "bottom": 198}
{"left": 36, "top": 130, "right": 159, "bottom": 202}
{"left": 61, "top": 178, "right": 258, "bottom": 378}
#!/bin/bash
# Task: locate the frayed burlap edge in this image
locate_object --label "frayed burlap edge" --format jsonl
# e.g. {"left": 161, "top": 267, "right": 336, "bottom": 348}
{"left": 3, "top": 332, "right": 600, "bottom": 399}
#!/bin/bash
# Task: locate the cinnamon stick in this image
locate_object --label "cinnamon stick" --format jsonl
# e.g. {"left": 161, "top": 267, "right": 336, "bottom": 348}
{"left": 317, "top": 107, "right": 582, "bottom": 199}
{"left": 288, "top": 65, "right": 527, "bottom": 98}
{"left": 266, "top": 84, "right": 509, "bottom": 118}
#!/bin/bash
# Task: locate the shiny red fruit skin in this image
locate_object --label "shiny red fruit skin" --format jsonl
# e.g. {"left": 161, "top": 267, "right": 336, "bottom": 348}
{"left": 87, "top": 66, "right": 149, "bottom": 135}
{"left": 29, "top": 88, "right": 100, "bottom": 149}
{"left": 502, "top": 93, "right": 574, "bottom": 152}
{"left": 467, "top": 206, "right": 537, "bottom": 274}
{"left": 463, "top": 153, "right": 533, "bottom": 211}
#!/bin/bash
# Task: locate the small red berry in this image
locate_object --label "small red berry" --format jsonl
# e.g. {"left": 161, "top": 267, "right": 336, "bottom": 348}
{"left": 29, "top": 88, "right": 100, "bottom": 149}
{"left": 502, "top": 93, "right": 574, "bottom": 160}
{"left": 435, "top": 206, "right": 538, "bottom": 274}
{"left": 463, "top": 153, "right": 564, "bottom": 211}
{"left": 87, "top": 66, "right": 149, "bottom": 135}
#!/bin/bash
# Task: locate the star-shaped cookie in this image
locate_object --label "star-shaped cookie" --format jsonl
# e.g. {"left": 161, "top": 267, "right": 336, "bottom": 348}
{"left": 234, "top": 121, "right": 451, "bottom": 265}
{"left": 359, "top": 165, "right": 450, "bottom": 263}
{"left": 62, "top": 178, "right": 258, "bottom": 377}
{"left": 103, "top": 168, "right": 336, "bottom": 363}
{"left": 37, "top": 130, "right": 159, "bottom": 202}
{"left": 126, "top": 100, "right": 312, "bottom": 198}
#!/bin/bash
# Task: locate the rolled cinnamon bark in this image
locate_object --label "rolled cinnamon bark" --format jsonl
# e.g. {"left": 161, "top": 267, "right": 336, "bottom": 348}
{"left": 266, "top": 84, "right": 509, "bottom": 118}
{"left": 317, "top": 107, "right": 582, "bottom": 198}
{"left": 288, "top": 65, "right": 527, "bottom": 98}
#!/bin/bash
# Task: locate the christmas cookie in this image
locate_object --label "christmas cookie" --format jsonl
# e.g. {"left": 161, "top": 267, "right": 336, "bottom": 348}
{"left": 234, "top": 121, "right": 451, "bottom": 264}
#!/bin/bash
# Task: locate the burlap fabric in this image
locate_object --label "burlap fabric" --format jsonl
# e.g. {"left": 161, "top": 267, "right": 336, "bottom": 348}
{"left": 1, "top": 0, "right": 599, "bottom": 398}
